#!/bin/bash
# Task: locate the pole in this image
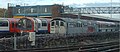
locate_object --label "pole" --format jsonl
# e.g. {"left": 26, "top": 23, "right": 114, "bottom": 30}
{"left": 37, "top": 5, "right": 39, "bottom": 18}
{"left": 78, "top": 8, "right": 81, "bottom": 19}
{"left": 78, "top": 12, "right": 81, "bottom": 19}
{"left": 111, "top": 0, "right": 112, "bottom": 18}
{"left": 24, "top": 3, "right": 25, "bottom": 17}
{"left": 14, "top": 33, "right": 16, "bottom": 50}
{"left": 4, "top": 10, "right": 7, "bottom": 18}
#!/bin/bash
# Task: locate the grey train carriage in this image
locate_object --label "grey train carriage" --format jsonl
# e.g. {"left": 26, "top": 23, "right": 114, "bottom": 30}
{"left": 50, "top": 18, "right": 119, "bottom": 34}
{"left": 50, "top": 18, "right": 96, "bottom": 34}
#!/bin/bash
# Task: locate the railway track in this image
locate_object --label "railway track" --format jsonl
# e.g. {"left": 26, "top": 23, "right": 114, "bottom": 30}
{"left": 0, "top": 32, "right": 119, "bottom": 52}
{"left": 1, "top": 40, "right": 119, "bottom": 52}
{"left": 79, "top": 40, "right": 119, "bottom": 52}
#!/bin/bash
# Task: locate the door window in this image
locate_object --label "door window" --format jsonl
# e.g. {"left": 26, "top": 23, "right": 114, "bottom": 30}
{"left": 38, "top": 23, "right": 41, "bottom": 28}
{"left": 12, "top": 22, "right": 14, "bottom": 28}
{"left": 56, "top": 21, "right": 59, "bottom": 26}
{"left": 60, "top": 22, "right": 64, "bottom": 26}
{"left": 51, "top": 22, "right": 54, "bottom": 26}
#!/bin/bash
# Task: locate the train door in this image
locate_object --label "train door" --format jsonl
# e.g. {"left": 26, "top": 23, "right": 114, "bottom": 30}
{"left": 59, "top": 21, "right": 66, "bottom": 34}
{"left": 50, "top": 21, "right": 55, "bottom": 33}
{"left": 55, "top": 21, "right": 60, "bottom": 33}
{"left": 50, "top": 20, "right": 66, "bottom": 34}
{"left": 10, "top": 21, "right": 15, "bottom": 32}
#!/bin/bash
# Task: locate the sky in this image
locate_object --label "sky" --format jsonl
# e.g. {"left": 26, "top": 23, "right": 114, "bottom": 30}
{"left": 0, "top": 0, "right": 120, "bottom": 19}
{"left": 0, "top": 0, "right": 120, "bottom": 8}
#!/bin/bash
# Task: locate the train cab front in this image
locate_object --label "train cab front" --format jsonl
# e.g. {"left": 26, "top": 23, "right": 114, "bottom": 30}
{"left": 17, "top": 17, "right": 34, "bottom": 34}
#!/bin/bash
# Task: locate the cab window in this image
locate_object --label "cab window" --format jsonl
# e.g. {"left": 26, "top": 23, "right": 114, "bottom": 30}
{"left": 42, "top": 20, "right": 47, "bottom": 26}
{"left": 0, "top": 21, "right": 8, "bottom": 27}
{"left": 26, "top": 19, "right": 32, "bottom": 29}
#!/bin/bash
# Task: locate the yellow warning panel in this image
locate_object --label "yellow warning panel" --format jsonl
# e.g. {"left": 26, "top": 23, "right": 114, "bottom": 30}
{"left": 13, "top": 16, "right": 25, "bottom": 18}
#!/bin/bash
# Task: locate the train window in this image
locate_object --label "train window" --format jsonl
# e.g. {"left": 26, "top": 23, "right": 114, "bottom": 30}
{"left": 60, "top": 22, "right": 64, "bottom": 26}
{"left": 42, "top": 21, "right": 47, "bottom": 26}
{"left": 69, "top": 23, "right": 74, "bottom": 27}
{"left": 0, "top": 21, "right": 8, "bottom": 27}
{"left": 38, "top": 23, "right": 41, "bottom": 28}
{"left": 77, "top": 23, "right": 80, "bottom": 27}
{"left": 83, "top": 23, "right": 87, "bottom": 26}
{"left": 79, "top": 23, "right": 81, "bottom": 27}
{"left": 88, "top": 22, "right": 92, "bottom": 25}
{"left": 78, "top": 21, "right": 82, "bottom": 27}
{"left": 0, "top": 21, "right": 2, "bottom": 26}
{"left": 94, "top": 24, "right": 96, "bottom": 26}
{"left": 108, "top": 24, "right": 111, "bottom": 27}
{"left": 111, "top": 29, "right": 112, "bottom": 31}
{"left": 117, "top": 25, "right": 119, "bottom": 27}
{"left": 16, "top": 22, "right": 21, "bottom": 28}
{"left": 74, "top": 23, "right": 77, "bottom": 27}
{"left": 56, "top": 21, "right": 59, "bottom": 26}
{"left": 80, "top": 23, "right": 82, "bottom": 27}
{"left": 51, "top": 22, "right": 54, "bottom": 26}
{"left": 12, "top": 22, "right": 14, "bottom": 28}
{"left": 98, "top": 24, "right": 105, "bottom": 28}
{"left": 112, "top": 25, "right": 116, "bottom": 27}
{"left": 42, "top": 23, "right": 47, "bottom": 26}
{"left": 26, "top": 19, "right": 32, "bottom": 29}
{"left": 106, "top": 29, "right": 107, "bottom": 32}
{"left": 99, "top": 29, "right": 101, "bottom": 32}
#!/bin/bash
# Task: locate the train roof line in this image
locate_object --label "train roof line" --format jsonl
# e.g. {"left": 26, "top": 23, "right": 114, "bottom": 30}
{"left": 80, "top": 14, "right": 120, "bottom": 22}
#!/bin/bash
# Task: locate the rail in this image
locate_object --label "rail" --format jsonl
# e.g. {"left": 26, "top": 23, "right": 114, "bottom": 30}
{"left": 0, "top": 40, "right": 119, "bottom": 52}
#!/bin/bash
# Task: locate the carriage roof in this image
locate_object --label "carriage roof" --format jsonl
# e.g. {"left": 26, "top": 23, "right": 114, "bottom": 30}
{"left": 51, "top": 17, "right": 94, "bottom": 23}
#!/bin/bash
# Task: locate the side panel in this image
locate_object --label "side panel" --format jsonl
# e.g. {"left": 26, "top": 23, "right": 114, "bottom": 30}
{"left": 36, "top": 18, "right": 49, "bottom": 33}
{"left": 38, "top": 19, "right": 48, "bottom": 33}
{"left": 48, "top": 22, "right": 50, "bottom": 33}
{"left": 41, "top": 19, "right": 48, "bottom": 33}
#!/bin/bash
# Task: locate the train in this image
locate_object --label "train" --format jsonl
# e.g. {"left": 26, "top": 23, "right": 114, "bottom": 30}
{"left": 0, "top": 17, "right": 119, "bottom": 38}
{"left": 17, "top": 17, "right": 119, "bottom": 34}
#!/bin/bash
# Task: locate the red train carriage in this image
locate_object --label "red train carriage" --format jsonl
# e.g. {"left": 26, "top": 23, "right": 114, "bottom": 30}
{"left": 0, "top": 18, "right": 20, "bottom": 38}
